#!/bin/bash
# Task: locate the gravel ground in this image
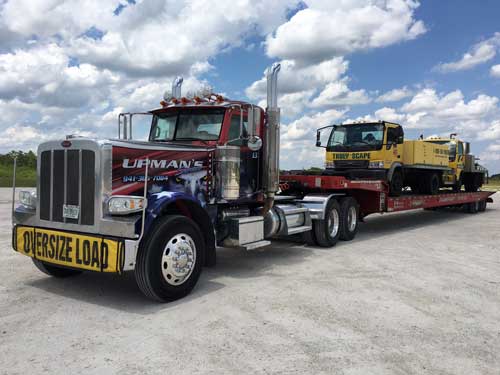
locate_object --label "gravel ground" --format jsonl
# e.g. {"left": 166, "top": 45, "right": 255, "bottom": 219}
{"left": 0, "top": 188, "right": 499, "bottom": 375}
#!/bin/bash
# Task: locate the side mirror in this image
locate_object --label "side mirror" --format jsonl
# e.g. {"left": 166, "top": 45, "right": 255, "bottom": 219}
{"left": 316, "top": 130, "right": 322, "bottom": 147}
{"left": 248, "top": 136, "right": 262, "bottom": 151}
{"left": 247, "top": 106, "right": 261, "bottom": 138}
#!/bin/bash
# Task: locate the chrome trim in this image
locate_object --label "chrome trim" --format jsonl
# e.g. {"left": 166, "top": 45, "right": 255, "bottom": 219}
{"left": 63, "top": 149, "right": 67, "bottom": 223}
{"left": 123, "top": 239, "right": 140, "bottom": 271}
{"left": 299, "top": 194, "right": 344, "bottom": 220}
{"left": 78, "top": 149, "right": 82, "bottom": 225}
{"left": 11, "top": 157, "right": 16, "bottom": 224}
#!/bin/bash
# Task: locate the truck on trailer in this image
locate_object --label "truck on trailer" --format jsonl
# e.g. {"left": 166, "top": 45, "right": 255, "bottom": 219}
{"left": 316, "top": 122, "right": 452, "bottom": 196}
{"left": 11, "top": 64, "right": 495, "bottom": 302}
{"left": 425, "top": 134, "right": 488, "bottom": 192}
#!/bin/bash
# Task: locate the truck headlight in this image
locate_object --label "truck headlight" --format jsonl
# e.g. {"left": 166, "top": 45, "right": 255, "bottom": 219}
{"left": 369, "top": 161, "right": 384, "bottom": 169}
{"left": 107, "top": 196, "right": 147, "bottom": 215}
{"left": 19, "top": 190, "right": 36, "bottom": 209}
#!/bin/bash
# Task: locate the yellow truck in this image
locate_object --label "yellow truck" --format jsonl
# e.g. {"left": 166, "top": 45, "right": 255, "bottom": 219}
{"left": 425, "top": 134, "right": 487, "bottom": 192}
{"left": 316, "top": 121, "right": 452, "bottom": 196}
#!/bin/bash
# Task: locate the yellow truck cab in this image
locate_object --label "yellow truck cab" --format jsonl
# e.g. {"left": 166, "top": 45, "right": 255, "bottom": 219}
{"left": 425, "top": 134, "right": 487, "bottom": 192}
{"left": 316, "top": 121, "right": 451, "bottom": 196}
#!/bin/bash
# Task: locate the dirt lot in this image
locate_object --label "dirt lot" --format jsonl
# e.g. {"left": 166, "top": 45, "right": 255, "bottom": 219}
{"left": 1, "top": 188, "right": 499, "bottom": 375}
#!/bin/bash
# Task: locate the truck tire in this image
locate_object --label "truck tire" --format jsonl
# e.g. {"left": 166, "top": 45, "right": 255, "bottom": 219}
{"left": 135, "top": 215, "right": 205, "bottom": 302}
{"left": 339, "top": 197, "right": 359, "bottom": 241}
{"left": 478, "top": 200, "right": 487, "bottom": 212}
{"left": 32, "top": 259, "right": 82, "bottom": 278}
{"left": 389, "top": 169, "right": 403, "bottom": 197}
{"left": 453, "top": 174, "right": 462, "bottom": 192}
{"left": 423, "top": 172, "right": 440, "bottom": 195}
{"left": 313, "top": 198, "right": 341, "bottom": 247}
{"left": 302, "top": 229, "right": 318, "bottom": 246}
{"left": 464, "top": 201, "right": 479, "bottom": 214}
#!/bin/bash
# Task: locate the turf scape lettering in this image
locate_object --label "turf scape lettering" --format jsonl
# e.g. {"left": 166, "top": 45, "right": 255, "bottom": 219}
{"left": 333, "top": 152, "right": 371, "bottom": 160}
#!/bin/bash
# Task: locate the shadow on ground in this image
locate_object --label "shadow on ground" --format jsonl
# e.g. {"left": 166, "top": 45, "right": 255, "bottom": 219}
{"left": 26, "top": 203, "right": 497, "bottom": 313}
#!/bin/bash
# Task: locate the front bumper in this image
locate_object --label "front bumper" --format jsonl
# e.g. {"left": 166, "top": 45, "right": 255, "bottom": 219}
{"left": 12, "top": 225, "right": 140, "bottom": 272}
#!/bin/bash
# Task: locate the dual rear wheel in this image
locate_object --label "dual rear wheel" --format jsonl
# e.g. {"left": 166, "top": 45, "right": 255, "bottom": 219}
{"left": 304, "top": 197, "right": 359, "bottom": 247}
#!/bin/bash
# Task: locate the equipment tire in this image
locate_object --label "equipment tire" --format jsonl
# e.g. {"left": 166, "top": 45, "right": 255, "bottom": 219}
{"left": 453, "top": 174, "right": 462, "bottom": 192}
{"left": 313, "top": 198, "right": 341, "bottom": 247}
{"left": 339, "top": 197, "right": 359, "bottom": 241}
{"left": 32, "top": 259, "right": 83, "bottom": 278}
{"left": 135, "top": 215, "right": 205, "bottom": 302}
{"left": 423, "top": 173, "right": 440, "bottom": 195}
{"left": 389, "top": 169, "right": 403, "bottom": 197}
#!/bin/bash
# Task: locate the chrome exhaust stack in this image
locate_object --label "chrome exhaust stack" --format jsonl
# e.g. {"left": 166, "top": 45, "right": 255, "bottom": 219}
{"left": 262, "top": 63, "right": 281, "bottom": 214}
{"left": 171, "top": 76, "right": 183, "bottom": 98}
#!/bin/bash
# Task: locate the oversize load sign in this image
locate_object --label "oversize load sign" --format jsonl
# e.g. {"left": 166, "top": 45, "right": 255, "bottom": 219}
{"left": 14, "top": 226, "right": 125, "bottom": 273}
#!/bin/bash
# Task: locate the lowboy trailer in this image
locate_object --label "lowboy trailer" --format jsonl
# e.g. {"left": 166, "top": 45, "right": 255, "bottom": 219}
{"left": 11, "top": 64, "right": 495, "bottom": 302}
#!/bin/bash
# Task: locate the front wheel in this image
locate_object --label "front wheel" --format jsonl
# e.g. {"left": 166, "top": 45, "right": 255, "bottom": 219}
{"left": 135, "top": 215, "right": 205, "bottom": 302}
{"left": 389, "top": 169, "right": 403, "bottom": 197}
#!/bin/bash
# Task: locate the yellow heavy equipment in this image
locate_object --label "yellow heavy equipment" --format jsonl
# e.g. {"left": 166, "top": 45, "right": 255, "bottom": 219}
{"left": 316, "top": 121, "right": 453, "bottom": 196}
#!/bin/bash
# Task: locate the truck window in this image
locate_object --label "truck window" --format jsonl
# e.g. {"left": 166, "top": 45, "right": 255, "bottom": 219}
{"left": 150, "top": 109, "right": 225, "bottom": 142}
{"left": 228, "top": 114, "right": 248, "bottom": 140}
{"left": 151, "top": 115, "right": 176, "bottom": 141}
{"left": 457, "top": 142, "right": 464, "bottom": 156}
{"left": 327, "top": 123, "right": 384, "bottom": 152}
{"left": 449, "top": 142, "right": 457, "bottom": 161}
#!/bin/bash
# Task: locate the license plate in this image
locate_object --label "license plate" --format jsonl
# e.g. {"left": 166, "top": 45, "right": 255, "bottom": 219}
{"left": 63, "top": 204, "right": 80, "bottom": 219}
{"left": 13, "top": 226, "right": 124, "bottom": 273}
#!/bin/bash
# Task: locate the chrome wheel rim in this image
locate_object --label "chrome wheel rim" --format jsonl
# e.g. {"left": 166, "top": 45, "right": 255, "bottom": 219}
{"left": 161, "top": 233, "right": 196, "bottom": 286}
{"left": 347, "top": 206, "right": 357, "bottom": 232}
{"left": 328, "top": 208, "right": 340, "bottom": 237}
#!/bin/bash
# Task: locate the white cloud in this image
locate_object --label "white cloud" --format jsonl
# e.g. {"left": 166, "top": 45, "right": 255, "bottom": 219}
{"left": 311, "top": 79, "right": 371, "bottom": 107}
{"left": 435, "top": 33, "right": 500, "bottom": 73}
{"left": 266, "top": 0, "right": 426, "bottom": 63}
{"left": 376, "top": 86, "right": 413, "bottom": 102}
{"left": 491, "top": 64, "right": 500, "bottom": 78}
{"left": 362, "top": 89, "right": 500, "bottom": 145}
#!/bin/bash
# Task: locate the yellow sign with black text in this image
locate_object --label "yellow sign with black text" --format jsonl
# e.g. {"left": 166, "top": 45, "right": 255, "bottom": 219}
{"left": 14, "top": 226, "right": 125, "bottom": 273}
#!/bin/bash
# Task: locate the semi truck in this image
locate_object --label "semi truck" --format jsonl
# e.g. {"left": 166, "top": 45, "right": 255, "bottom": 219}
{"left": 11, "top": 64, "right": 495, "bottom": 302}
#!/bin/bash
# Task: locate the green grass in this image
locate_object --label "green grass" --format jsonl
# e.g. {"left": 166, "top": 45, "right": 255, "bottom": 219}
{"left": 0, "top": 164, "right": 36, "bottom": 187}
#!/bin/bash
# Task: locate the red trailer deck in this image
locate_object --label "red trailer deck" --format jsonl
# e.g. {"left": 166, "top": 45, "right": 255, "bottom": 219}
{"left": 280, "top": 173, "right": 495, "bottom": 218}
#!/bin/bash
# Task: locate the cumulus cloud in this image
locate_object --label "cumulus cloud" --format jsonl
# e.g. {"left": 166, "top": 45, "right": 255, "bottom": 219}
{"left": 266, "top": 0, "right": 426, "bottom": 63}
{"left": 376, "top": 86, "right": 413, "bottom": 103}
{"left": 360, "top": 89, "right": 500, "bottom": 144}
{"left": 491, "top": 64, "right": 500, "bottom": 78}
{"left": 434, "top": 33, "right": 500, "bottom": 73}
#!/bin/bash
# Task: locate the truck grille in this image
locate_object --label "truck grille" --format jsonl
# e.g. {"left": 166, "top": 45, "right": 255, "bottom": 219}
{"left": 39, "top": 149, "right": 95, "bottom": 225}
{"left": 334, "top": 160, "right": 369, "bottom": 169}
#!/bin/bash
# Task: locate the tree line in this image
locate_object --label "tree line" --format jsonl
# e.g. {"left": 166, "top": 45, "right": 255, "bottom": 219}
{"left": 0, "top": 151, "right": 37, "bottom": 169}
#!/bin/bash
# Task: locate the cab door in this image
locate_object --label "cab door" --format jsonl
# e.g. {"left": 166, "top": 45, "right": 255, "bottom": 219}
{"left": 385, "top": 125, "right": 403, "bottom": 164}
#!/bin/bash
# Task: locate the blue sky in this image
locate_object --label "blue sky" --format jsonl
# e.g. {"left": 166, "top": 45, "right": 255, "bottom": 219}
{"left": 0, "top": 0, "right": 499, "bottom": 173}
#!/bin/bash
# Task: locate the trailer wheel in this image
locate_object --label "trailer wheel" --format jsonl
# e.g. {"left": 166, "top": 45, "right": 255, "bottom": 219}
{"left": 339, "top": 197, "right": 359, "bottom": 241}
{"left": 478, "top": 200, "right": 487, "bottom": 212}
{"left": 313, "top": 199, "right": 341, "bottom": 247}
{"left": 135, "top": 215, "right": 205, "bottom": 302}
{"left": 32, "top": 259, "right": 82, "bottom": 278}
{"left": 464, "top": 201, "right": 479, "bottom": 214}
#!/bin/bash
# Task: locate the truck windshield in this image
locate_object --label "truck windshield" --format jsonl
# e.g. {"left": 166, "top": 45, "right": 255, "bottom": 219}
{"left": 327, "top": 123, "right": 384, "bottom": 152}
{"left": 150, "top": 109, "right": 225, "bottom": 142}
